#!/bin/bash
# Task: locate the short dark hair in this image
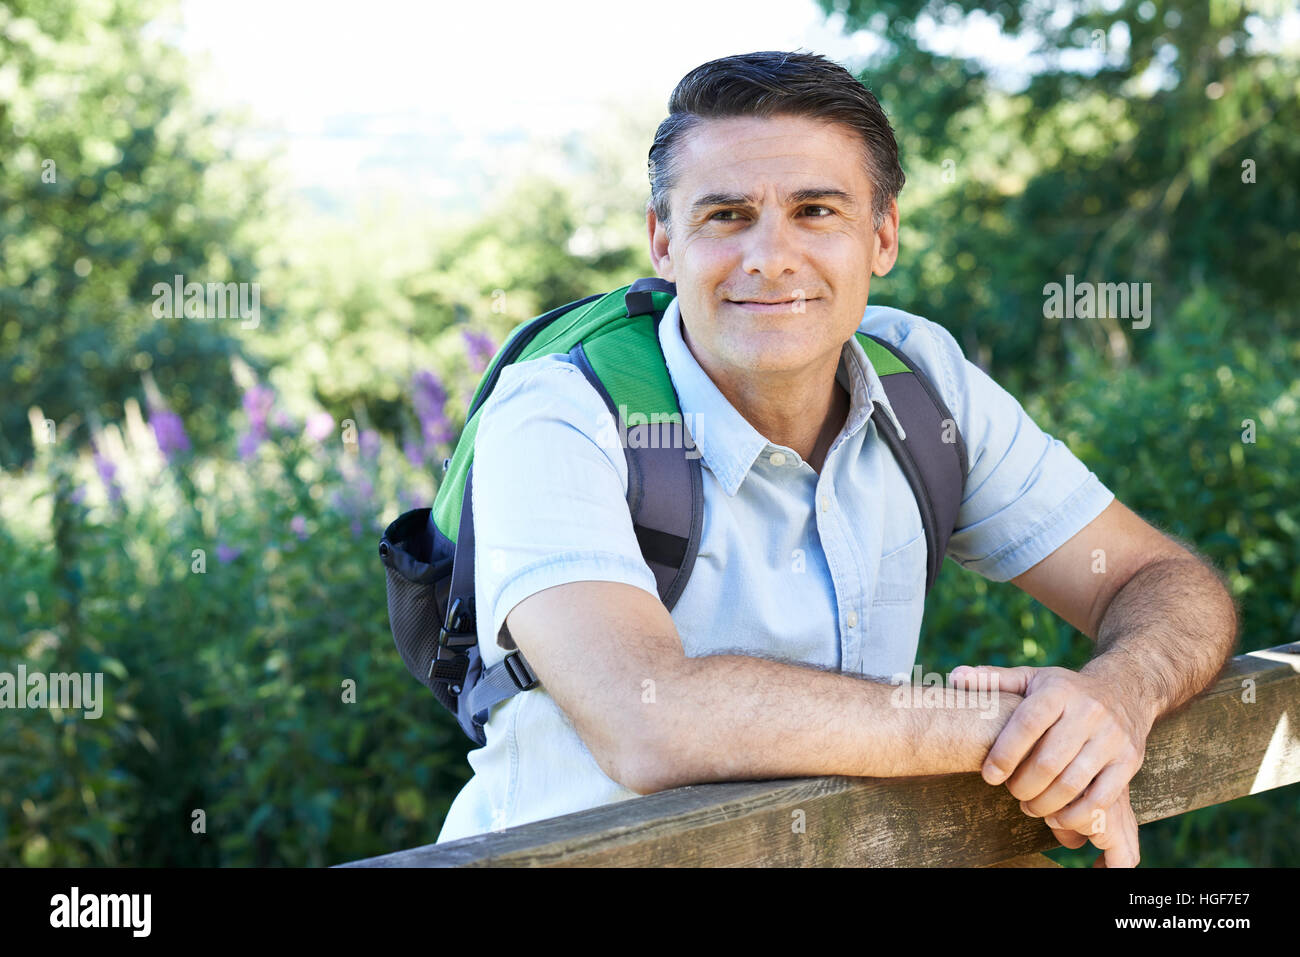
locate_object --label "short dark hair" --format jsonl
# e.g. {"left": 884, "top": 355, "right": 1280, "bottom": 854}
{"left": 647, "top": 50, "right": 905, "bottom": 231}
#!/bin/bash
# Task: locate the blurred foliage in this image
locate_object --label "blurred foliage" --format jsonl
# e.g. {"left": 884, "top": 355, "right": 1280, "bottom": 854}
{"left": 253, "top": 167, "right": 653, "bottom": 448}
{"left": 921, "top": 287, "right": 1300, "bottom": 866}
{"left": 0, "top": 0, "right": 282, "bottom": 467}
{"left": 0, "top": 0, "right": 1296, "bottom": 865}
{"left": 822, "top": 0, "right": 1300, "bottom": 394}
{"left": 0, "top": 410, "right": 474, "bottom": 866}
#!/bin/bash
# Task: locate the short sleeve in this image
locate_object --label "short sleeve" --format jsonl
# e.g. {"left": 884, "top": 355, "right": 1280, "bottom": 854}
{"left": 470, "top": 357, "right": 660, "bottom": 651}
{"left": 892, "top": 317, "right": 1116, "bottom": 583}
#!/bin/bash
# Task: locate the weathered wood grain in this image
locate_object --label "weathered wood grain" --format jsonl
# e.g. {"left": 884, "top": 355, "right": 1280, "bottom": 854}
{"left": 339, "top": 643, "right": 1299, "bottom": 867}
{"left": 985, "top": 852, "right": 1063, "bottom": 867}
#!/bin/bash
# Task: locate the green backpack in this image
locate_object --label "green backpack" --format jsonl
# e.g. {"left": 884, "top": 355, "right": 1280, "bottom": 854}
{"left": 379, "top": 277, "right": 968, "bottom": 746}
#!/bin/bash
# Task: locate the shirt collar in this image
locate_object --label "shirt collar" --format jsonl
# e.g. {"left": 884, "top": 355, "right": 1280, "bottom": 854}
{"left": 657, "top": 295, "right": 907, "bottom": 496}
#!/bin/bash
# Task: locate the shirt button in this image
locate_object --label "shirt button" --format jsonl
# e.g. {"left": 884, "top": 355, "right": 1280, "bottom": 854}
{"left": 819, "top": 495, "right": 830, "bottom": 513}
{"left": 847, "top": 610, "right": 858, "bottom": 628}
{"left": 769, "top": 451, "right": 786, "bottom": 467}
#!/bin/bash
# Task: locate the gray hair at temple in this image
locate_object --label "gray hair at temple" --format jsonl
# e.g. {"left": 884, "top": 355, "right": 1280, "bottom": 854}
{"left": 647, "top": 50, "right": 906, "bottom": 233}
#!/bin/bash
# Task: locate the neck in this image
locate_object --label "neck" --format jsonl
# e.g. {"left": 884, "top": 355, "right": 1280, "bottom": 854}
{"left": 683, "top": 325, "right": 851, "bottom": 473}
{"left": 806, "top": 379, "right": 850, "bottom": 473}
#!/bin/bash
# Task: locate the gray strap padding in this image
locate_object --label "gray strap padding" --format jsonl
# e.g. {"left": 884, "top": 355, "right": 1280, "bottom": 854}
{"left": 567, "top": 340, "right": 704, "bottom": 612}
{"left": 624, "top": 276, "right": 677, "bottom": 321}
{"left": 464, "top": 654, "right": 536, "bottom": 735}
{"left": 863, "top": 334, "right": 969, "bottom": 593}
{"left": 447, "top": 462, "right": 477, "bottom": 627}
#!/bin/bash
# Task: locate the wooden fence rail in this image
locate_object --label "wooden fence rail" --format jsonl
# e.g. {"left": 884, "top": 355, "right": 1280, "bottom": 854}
{"left": 339, "top": 642, "right": 1300, "bottom": 867}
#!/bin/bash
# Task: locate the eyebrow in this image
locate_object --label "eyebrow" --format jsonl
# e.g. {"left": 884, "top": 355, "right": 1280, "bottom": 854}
{"left": 687, "top": 187, "right": 859, "bottom": 217}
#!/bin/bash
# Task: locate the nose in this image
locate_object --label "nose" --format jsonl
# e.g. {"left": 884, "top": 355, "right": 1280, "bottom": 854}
{"left": 740, "top": 207, "right": 801, "bottom": 282}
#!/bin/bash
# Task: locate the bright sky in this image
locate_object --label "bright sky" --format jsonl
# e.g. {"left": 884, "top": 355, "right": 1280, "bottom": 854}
{"left": 169, "top": 0, "right": 1299, "bottom": 217}
{"left": 172, "top": 0, "right": 894, "bottom": 214}
{"left": 176, "top": 0, "right": 888, "bottom": 135}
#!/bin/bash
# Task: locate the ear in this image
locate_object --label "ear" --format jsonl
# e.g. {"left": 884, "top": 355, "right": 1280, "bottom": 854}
{"left": 871, "top": 198, "right": 900, "bottom": 277}
{"left": 646, "top": 201, "right": 675, "bottom": 283}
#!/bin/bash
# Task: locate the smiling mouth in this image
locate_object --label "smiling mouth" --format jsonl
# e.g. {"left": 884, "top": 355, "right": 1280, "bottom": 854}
{"left": 729, "top": 300, "right": 818, "bottom": 314}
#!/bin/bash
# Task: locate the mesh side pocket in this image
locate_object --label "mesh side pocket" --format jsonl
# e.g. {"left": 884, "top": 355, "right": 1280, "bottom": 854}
{"left": 378, "top": 507, "right": 454, "bottom": 695}
{"left": 383, "top": 563, "right": 447, "bottom": 691}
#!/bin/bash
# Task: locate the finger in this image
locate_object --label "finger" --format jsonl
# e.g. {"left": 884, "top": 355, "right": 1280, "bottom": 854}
{"left": 1103, "top": 817, "right": 1140, "bottom": 868}
{"left": 982, "top": 689, "right": 1067, "bottom": 786}
{"left": 1008, "top": 716, "right": 1095, "bottom": 807}
{"left": 1045, "top": 761, "right": 1132, "bottom": 833}
{"left": 1025, "top": 734, "right": 1117, "bottom": 822}
{"left": 1084, "top": 791, "right": 1141, "bottom": 869}
{"left": 1106, "top": 797, "right": 1141, "bottom": 868}
{"left": 1007, "top": 687, "right": 1116, "bottom": 804}
{"left": 1050, "top": 825, "right": 1089, "bottom": 850}
{"left": 951, "top": 665, "right": 1034, "bottom": 697}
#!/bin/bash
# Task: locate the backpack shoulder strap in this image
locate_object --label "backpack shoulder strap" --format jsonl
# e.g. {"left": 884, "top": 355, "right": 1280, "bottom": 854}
{"left": 855, "top": 332, "right": 969, "bottom": 594}
{"left": 462, "top": 278, "right": 702, "bottom": 741}
{"left": 568, "top": 277, "right": 704, "bottom": 611}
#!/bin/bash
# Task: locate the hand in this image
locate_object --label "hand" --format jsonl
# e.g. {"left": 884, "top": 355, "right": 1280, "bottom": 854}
{"left": 951, "top": 664, "right": 1149, "bottom": 867}
{"left": 1047, "top": 784, "right": 1141, "bottom": 868}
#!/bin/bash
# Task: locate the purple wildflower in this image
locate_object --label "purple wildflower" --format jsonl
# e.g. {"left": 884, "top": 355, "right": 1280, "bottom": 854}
{"left": 92, "top": 443, "right": 122, "bottom": 504}
{"left": 290, "top": 514, "right": 308, "bottom": 541}
{"left": 305, "top": 412, "right": 335, "bottom": 443}
{"left": 239, "top": 383, "right": 277, "bottom": 458}
{"left": 403, "top": 437, "right": 424, "bottom": 469}
{"left": 329, "top": 469, "right": 376, "bottom": 539}
{"left": 216, "top": 543, "right": 242, "bottom": 563}
{"left": 413, "top": 370, "right": 452, "bottom": 440}
{"left": 411, "top": 369, "right": 454, "bottom": 464}
{"left": 149, "top": 407, "right": 191, "bottom": 463}
{"left": 462, "top": 329, "right": 497, "bottom": 373}
{"left": 242, "top": 384, "right": 276, "bottom": 431}
{"left": 237, "top": 431, "right": 262, "bottom": 461}
{"left": 70, "top": 485, "right": 87, "bottom": 505}
{"left": 358, "top": 428, "right": 380, "bottom": 459}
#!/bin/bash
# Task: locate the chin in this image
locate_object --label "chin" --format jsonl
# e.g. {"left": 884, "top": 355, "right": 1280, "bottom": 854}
{"left": 725, "top": 336, "right": 824, "bottom": 373}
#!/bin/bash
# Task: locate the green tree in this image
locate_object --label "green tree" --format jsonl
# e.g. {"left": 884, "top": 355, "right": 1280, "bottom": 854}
{"left": 0, "top": 0, "right": 276, "bottom": 467}
{"left": 823, "top": 0, "right": 1299, "bottom": 394}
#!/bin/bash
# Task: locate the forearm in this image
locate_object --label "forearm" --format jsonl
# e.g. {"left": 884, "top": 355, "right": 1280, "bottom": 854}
{"left": 1081, "top": 556, "right": 1239, "bottom": 732}
{"left": 634, "top": 652, "right": 1021, "bottom": 793}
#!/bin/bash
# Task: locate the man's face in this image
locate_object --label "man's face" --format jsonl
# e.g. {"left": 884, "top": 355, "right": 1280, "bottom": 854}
{"left": 648, "top": 113, "right": 898, "bottom": 382}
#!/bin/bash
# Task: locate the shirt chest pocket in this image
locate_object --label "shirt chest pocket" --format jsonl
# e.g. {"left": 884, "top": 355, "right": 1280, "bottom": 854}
{"left": 872, "top": 532, "right": 927, "bottom": 605}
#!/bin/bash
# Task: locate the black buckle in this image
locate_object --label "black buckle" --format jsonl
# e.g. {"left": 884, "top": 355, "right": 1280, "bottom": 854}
{"left": 438, "top": 596, "right": 477, "bottom": 650}
{"left": 429, "top": 655, "right": 469, "bottom": 694}
{"left": 503, "top": 650, "right": 538, "bottom": 691}
{"left": 430, "top": 596, "right": 476, "bottom": 694}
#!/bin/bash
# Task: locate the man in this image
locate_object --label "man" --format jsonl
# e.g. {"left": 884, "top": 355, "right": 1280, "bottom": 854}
{"left": 435, "top": 51, "right": 1239, "bottom": 866}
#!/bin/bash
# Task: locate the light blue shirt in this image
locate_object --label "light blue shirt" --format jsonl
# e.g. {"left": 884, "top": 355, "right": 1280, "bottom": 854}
{"left": 435, "top": 295, "right": 1115, "bottom": 842}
